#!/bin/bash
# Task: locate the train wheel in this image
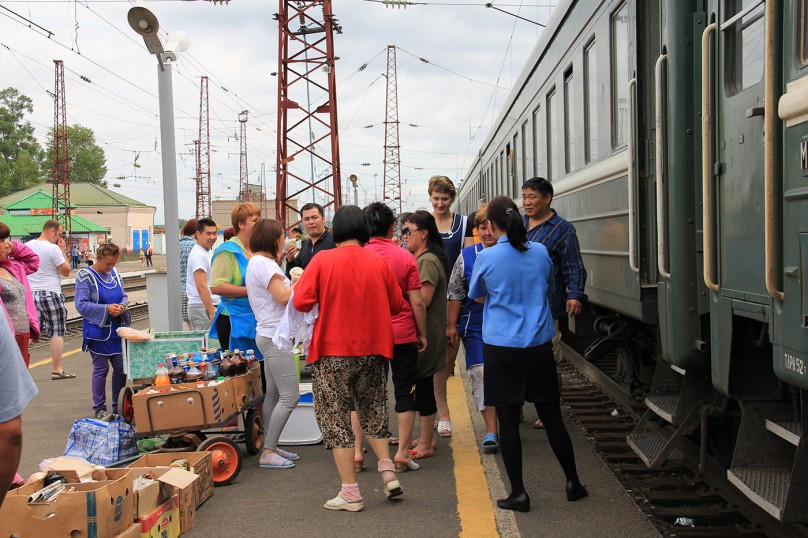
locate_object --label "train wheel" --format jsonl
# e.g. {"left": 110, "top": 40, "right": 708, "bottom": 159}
{"left": 117, "top": 386, "right": 135, "bottom": 425}
{"left": 244, "top": 408, "right": 263, "bottom": 456}
{"left": 198, "top": 436, "right": 242, "bottom": 486}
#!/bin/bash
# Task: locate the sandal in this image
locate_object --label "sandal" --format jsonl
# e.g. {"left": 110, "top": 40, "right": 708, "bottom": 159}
{"left": 259, "top": 452, "right": 294, "bottom": 469}
{"left": 481, "top": 433, "right": 499, "bottom": 450}
{"left": 52, "top": 370, "right": 76, "bottom": 380}
{"left": 388, "top": 436, "right": 399, "bottom": 446}
{"left": 534, "top": 420, "right": 545, "bottom": 429}
{"left": 275, "top": 448, "right": 299, "bottom": 461}
{"left": 324, "top": 495, "right": 364, "bottom": 512}
{"left": 378, "top": 459, "right": 403, "bottom": 499}
{"left": 354, "top": 458, "right": 366, "bottom": 473}
{"left": 394, "top": 455, "right": 420, "bottom": 473}
{"left": 437, "top": 420, "right": 452, "bottom": 437}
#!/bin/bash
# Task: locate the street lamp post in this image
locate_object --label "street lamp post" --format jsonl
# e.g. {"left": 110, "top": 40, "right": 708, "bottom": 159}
{"left": 128, "top": 3, "right": 190, "bottom": 331}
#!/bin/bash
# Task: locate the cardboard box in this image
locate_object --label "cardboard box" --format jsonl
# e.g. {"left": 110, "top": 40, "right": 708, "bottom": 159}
{"left": 0, "top": 468, "right": 134, "bottom": 538}
{"left": 132, "top": 378, "right": 237, "bottom": 432}
{"left": 113, "top": 523, "right": 141, "bottom": 538}
{"left": 231, "top": 362, "right": 264, "bottom": 411}
{"left": 127, "top": 451, "right": 213, "bottom": 507}
{"left": 139, "top": 494, "right": 180, "bottom": 538}
{"left": 130, "top": 467, "right": 199, "bottom": 533}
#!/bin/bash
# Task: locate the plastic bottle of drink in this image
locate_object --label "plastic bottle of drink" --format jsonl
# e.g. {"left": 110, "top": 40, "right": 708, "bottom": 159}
{"left": 185, "top": 360, "right": 203, "bottom": 382}
{"left": 169, "top": 363, "right": 186, "bottom": 384}
{"left": 155, "top": 363, "right": 170, "bottom": 386}
{"left": 220, "top": 353, "right": 235, "bottom": 377}
{"left": 245, "top": 349, "right": 256, "bottom": 367}
{"left": 231, "top": 350, "right": 246, "bottom": 375}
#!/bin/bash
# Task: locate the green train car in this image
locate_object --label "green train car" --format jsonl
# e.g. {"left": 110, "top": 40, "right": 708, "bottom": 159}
{"left": 456, "top": 0, "right": 807, "bottom": 524}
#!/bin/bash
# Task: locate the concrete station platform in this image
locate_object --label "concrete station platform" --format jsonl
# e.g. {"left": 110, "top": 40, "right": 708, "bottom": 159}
{"left": 20, "top": 320, "right": 658, "bottom": 537}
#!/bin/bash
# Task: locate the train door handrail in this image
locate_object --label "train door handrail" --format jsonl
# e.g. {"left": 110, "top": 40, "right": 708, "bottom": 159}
{"left": 627, "top": 76, "right": 640, "bottom": 274}
{"left": 763, "top": 0, "right": 784, "bottom": 301}
{"left": 655, "top": 52, "right": 671, "bottom": 280}
{"left": 701, "top": 22, "right": 719, "bottom": 292}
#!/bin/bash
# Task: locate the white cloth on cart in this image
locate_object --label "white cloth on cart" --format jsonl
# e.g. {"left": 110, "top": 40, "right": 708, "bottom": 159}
{"left": 273, "top": 290, "right": 318, "bottom": 355}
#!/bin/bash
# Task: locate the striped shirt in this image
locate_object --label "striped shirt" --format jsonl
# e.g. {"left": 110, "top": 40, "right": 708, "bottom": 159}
{"left": 523, "top": 210, "right": 587, "bottom": 319}
{"left": 179, "top": 235, "right": 196, "bottom": 288}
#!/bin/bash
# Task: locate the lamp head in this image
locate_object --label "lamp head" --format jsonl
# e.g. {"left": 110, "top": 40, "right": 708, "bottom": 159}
{"left": 348, "top": 174, "right": 358, "bottom": 187}
{"left": 128, "top": 3, "right": 163, "bottom": 54}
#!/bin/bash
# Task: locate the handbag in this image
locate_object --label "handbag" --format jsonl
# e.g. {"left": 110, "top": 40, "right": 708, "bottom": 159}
{"left": 64, "top": 416, "right": 138, "bottom": 466}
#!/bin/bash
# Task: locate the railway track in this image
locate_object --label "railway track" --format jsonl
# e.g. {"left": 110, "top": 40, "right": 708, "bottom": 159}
{"left": 31, "top": 303, "right": 150, "bottom": 350}
{"left": 61, "top": 273, "right": 151, "bottom": 302}
{"left": 560, "top": 342, "right": 808, "bottom": 538}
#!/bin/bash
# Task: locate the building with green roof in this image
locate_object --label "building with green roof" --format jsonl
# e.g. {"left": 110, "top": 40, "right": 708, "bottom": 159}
{"left": 0, "top": 184, "right": 155, "bottom": 252}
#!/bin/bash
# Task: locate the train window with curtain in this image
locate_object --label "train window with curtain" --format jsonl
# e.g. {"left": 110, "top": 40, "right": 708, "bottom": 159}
{"left": 547, "top": 87, "right": 558, "bottom": 181}
{"left": 521, "top": 121, "right": 528, "bottom": 182}
{"left": 584, "top": 38, "right": 599, "bottom": 163}
{"left": 800, "top": 0, "right": 808, "bottom": 67}
{"left": 532, "top": 106, "right": 541, "bottom": 176}
{"left": 511, "top": 136, "right": 519, "bottom": 196}
{"left": 611, "top": 2, "right": 629, "bottom": 148}
{"left": 564, "top": 66, "right": 577, "bottom": 173}
{"left": 723, "top": 0, "right": 764, "bottom": 93}
{"left": 500, "top": 151, "right": 506, "bottom": 194}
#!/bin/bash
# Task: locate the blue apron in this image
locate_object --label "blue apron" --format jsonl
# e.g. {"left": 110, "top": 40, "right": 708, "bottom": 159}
{"left": 458, "top": 243, "right": 484, "bottom": 333}
{"left": 82, "top": 268, "right": 125, "bottom": 355}
{"left": 208, "top": 241, "right": 262, "bottom": 359}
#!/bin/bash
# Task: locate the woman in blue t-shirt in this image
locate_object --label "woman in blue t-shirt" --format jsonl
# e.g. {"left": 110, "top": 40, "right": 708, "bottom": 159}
{"left": 468, "top": 196, "right": 587, "bottom": 513}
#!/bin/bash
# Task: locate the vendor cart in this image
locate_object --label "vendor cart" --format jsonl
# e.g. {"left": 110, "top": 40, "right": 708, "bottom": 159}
{"left": 117, "top": 331, "right": 265, "bottom": 486}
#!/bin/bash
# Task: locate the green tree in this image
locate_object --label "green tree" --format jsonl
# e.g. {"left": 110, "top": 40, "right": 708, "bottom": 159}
{"left": 46, "top": 124, "right": 108, "bottom": 186}
{"left": 0, "top": 88, "right": 46, "bottom": 196}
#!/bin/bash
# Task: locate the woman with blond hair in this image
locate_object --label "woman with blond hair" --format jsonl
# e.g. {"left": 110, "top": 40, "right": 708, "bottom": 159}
{"left": 209, "top": 202, "right": 261, "bottom": 354}
{"left": 428, "top": 175, "right": 474, "bottom": 438}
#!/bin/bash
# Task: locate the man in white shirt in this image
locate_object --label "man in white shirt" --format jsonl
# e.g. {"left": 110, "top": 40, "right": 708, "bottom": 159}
{"left": 186, "top": 218, "right": 220, "bottom": 331}
{"left": 25, "top": 220, "right": 75, "bottom": 380}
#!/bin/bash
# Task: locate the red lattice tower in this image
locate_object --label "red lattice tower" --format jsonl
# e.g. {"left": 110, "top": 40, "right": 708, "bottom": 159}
{"left": 383, "top": 45, "right": 402, "bottom": 215}
{"left": 51, "top": 60, "right": 71, "bottom": 239}
{"left": 196, "top": 76, "right": 211, "bottom": 219}
{"left": 239, "top": 110, "right": 249, "bottom": 201}
{"left": 274, "top": 0, "right": 342, "bottom": 230}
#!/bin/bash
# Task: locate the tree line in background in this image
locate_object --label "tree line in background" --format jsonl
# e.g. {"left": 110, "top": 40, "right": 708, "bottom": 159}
{"left": 0, "top": 87, "right": 109, "bottom": 197}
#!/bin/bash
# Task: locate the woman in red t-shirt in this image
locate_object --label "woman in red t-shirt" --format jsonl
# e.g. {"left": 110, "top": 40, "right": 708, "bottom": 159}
{"left": 293, "top": 205, "right": 405, "bottom": 512}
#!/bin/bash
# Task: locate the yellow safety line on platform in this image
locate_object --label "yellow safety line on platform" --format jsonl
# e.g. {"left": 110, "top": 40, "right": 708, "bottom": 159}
{"left": 29, "top": 348, "right": 83, "bottom": 369}
{"left": 447, "top": 371, "right": 499, "bottom": 537}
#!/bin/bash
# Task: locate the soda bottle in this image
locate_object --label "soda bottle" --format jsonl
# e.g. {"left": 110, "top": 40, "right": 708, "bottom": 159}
{"left": 220, "top": 353, "right": 235, "bottom": 377}
{"left": 169, "top": 363, "right": 186, "bottom": 384}
{"left": 245, "top": 349, "right": 256, "bottom": 367}
{"left": 155, "top": 363, "right": 170, "bottom": 386}
{"left": 231, "top": 350, "right": 246, "bottom": 375}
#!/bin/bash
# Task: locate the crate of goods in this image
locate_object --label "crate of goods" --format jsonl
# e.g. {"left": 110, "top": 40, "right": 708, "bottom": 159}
{"left": 132, "top": 377, "right": 238, "bottom": 434}
{"left": 124, "top": 330, "right": 217, "bottom": 383}
{"left": 140, "top": 494, "right": 180, "bottom": 538}
{"left": 0, "top": 468, "right": 134, "bottom": 538}
{"left": 127, "top": 451, "right": 214, "bottom": 507}
{"left": 231, "top": 362, "right": 264, "bottom": 411}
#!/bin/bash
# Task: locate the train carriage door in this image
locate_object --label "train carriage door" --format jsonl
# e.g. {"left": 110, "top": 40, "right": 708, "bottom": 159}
{"left": 772, "top": 0, "right": 808, "bottom": 396}
{"left": 706, "top": 0, "right": 781, "bottom": 397}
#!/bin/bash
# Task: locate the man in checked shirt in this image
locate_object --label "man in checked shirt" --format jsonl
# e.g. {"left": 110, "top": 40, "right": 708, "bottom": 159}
{"left": 521, "top": 177, "right": 587, "bottom": 429}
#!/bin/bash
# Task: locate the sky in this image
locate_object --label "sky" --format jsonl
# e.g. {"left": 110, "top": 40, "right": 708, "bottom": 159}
{"left": 1, "top": 0, "right": 558, "bottom": 223}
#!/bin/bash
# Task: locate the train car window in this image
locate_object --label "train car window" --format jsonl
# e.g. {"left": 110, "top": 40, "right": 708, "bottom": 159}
{"left": 723, "top": 0, "right": 764, "bottom": 93}
{"left": 500, "top": 151, "right": 506, "bottom": 194}
{"left": 520, "top": 122, "right": 528, "bottom": 182}
{"left": 800, "top": 0, "right": 808, "bottom": 67}
{"left": 532, "top": 106, "right": 541, "bottom": 177}
{"left": 547, "top": 87, "right": 558, "bottom": 181}
{"left": 511, "top": 135, "right": 519, "bottom": 195}
{"left": 611, "top": 3, "right": 629, "bottom": 148}
{"left": 584, "top": 39, "right": 599, "bottom": 163}
{"left": 564, "top": 67, "right": 577, "bottom": 174}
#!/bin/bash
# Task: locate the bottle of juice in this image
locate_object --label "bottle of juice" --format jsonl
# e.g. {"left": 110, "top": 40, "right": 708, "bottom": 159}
{"left": 169, "top": 363, "right": 186, "bottom": 384}
{"left": 155, "top": 363, "right": 170, "bottom": 386}
{"left": 220, "top": 353, "right": 235, "bottom": 377}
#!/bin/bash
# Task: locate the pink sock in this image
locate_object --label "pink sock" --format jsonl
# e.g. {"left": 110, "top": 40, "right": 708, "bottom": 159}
{"left": 340, "top": 483, "right": 362, "bottom": 503}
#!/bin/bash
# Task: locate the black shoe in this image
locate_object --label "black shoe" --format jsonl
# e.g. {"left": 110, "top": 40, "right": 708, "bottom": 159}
{"left": 566, "top": 480, "right": 588, "bottom": 501}
{"left": 496, "top": 491, "right": 530, "bottom": 512}
{"left": 94, "top": 409, "right": 109, "bottom": 419}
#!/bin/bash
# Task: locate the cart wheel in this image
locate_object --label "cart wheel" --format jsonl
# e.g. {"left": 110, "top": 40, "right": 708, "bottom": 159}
{"left": 244, "top": 408, "right": 263, "bottom": 456}
{"left": 197, "top": 436, "right": 242, "bottom": 486}
{"left": 117, "top": 386, "right": 135, "bottom": 425}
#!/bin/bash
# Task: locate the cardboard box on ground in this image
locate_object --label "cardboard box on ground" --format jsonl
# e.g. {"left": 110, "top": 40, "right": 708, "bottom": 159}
{"left": 113, "top": 522, "right": 141, "bottom": 538}
{"left": 127, "top": 451, "right": 214, "bottom": 508}
{"left": 0, "top": 467, "right": 134, "bottom": 538}
{"left": 139, "top": 494, "right": 181, "bottom": 538}
{"left": 129, "top": 467, "right": 198, "bottom": 533}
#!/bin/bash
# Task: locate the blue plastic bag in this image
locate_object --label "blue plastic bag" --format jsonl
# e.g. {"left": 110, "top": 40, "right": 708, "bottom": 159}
{"left": 64, "top": 416, "right": 138, "bottom": 466}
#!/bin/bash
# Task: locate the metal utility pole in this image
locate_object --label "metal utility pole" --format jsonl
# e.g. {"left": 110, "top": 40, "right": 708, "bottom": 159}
{"left": 239, "top": 110, "right": 249, "bottom": 202}
{"left": 382, "top": 45, "right": 402, "bottom": 215}
{"left": 51, "top": 60, "right": 71, "bottom": 239}
{"left": 275, "top": 0, "right": 342, "bottom": 230}
{"left": 196, "top": 76, "right": 211, "bottom": 219}
{"left": 260, "top": 162, "right": 267, "bottom": 217}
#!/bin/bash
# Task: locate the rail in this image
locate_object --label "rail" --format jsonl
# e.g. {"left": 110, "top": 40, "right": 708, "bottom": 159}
{"left": 701, "top": 22, "right": 719, "bottom": 292}
{"left": 627, "top": 76, "right": 639, "bottom": 274}
{"left": 61, "top": 273, "right": 150, "bottom": 302}
{"left": 655, "top": 52, "right": 671, "bottom": 280}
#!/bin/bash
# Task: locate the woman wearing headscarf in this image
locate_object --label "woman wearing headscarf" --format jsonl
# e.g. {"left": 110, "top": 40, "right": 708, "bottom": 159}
{"left": 469, "top": 196, "right": 587, "bottom": 512}
{"left": 293, "top": 205, "right": 405, "bottom": 512}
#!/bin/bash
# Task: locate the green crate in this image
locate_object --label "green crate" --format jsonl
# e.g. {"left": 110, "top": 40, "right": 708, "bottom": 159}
{"left": 124, "top": 331, "right": 212, "bottom": 383}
